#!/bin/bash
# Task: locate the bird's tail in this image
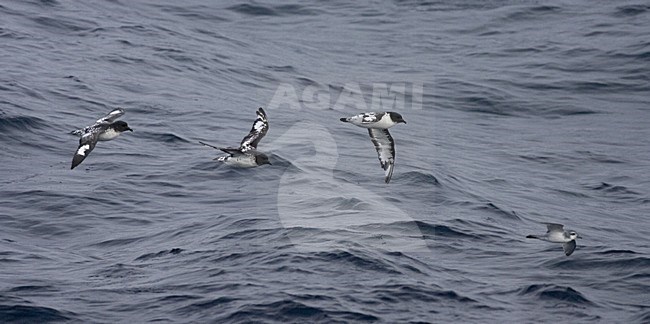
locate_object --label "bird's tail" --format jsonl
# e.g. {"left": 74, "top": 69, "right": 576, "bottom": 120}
{"left": 526, "top": 235, "right": 541, "bottom": 239}
{"left": 339, "top": 117, "right": 349, "bottom": 122}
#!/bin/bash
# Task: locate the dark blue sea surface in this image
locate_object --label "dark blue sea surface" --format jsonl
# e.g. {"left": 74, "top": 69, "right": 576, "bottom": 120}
{"left": 1, "top": 0, "right": 649, "bottom": 322}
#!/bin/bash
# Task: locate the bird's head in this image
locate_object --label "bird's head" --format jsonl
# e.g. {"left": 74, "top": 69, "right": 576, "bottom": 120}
{"left": 113, "top": 120, "right": 133, "bottom": 132}
{"left": 388, "top": 112, "right": 406, "bottom": 124}
{"left": 256, "top": 153, "right": 272, "bottom": 166}
{"left": 568, "top": 231, "right": 579, "bottom": 240}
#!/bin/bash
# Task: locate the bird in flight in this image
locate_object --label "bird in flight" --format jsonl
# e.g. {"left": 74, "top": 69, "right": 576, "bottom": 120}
{"left": 340, "top": 111, "right": 406, "bottom": 183}
{"left": 200, "top": 107, "right": 271, "bottom": 168}
{"left": 71, "top": 108, "right": 133, "bottom": 169}
{"left": 527, "top": 223, "right": 581, "bottom": 256}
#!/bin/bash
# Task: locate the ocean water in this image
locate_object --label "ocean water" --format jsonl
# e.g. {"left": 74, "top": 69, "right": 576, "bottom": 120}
{"left": 1, "top": 0, "right": 649, "bottom": 322}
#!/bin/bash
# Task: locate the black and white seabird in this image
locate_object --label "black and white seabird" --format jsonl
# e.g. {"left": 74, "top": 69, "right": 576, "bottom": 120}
{"left": 339, "top": 112, "right": 406, "bottom": 183}
{"left": 527, "top": 223, "right": 582, "bottom": 256}
{"left": 71, "top": 108, "right": 133, "bottom": 169}
{"left": 199, "top": 107, "right": 271, "bottom": 168}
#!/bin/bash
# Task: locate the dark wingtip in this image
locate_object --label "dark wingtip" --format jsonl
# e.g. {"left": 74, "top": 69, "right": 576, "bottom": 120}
{"left": 525, "top": 235, "right": 535, "bottom": 239}
{"left": 339, "top": 118, "right": 347, "bottom": 122}
{"left": 199, "top": 141, "right": 220, "bottom": 150}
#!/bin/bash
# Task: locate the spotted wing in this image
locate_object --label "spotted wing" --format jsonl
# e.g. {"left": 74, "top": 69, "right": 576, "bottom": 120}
{"left": 368, "top": 128, "right": 395, "bottom": 184}
{"left": 359, "top": 112, "right": 380, "bottom": 123}
{"left": 72, "top": 108, "right": 125, "bottom": 136}
{"left": 343, "top": 112, "right": 379, "bottom": 125}
{"left": 96, "top": 108, "right": 125, "bottom": 124}
{"left": 239, "top": 107, "right": 268, "bottom": 152}
{"left": 544, "top": 223, "right": 565, "bottom": 233}
{"left": 563, "top": 240, "right": 576, "bottom": 256}
{"left": 71, "top": 131, "right": 100, "bottom": 169}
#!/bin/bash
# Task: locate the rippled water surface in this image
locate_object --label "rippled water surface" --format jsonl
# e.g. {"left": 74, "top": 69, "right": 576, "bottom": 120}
{"left": 1, "top": 0, "right": 649, "bottom": 322}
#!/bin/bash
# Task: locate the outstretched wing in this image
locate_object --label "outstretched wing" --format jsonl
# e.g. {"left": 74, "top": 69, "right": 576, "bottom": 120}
{"left": 71, "top": 132, "right": 100, "bottom": 169}
{"left": 342, "top": 112, "right": 380, "bottom": 125}
{"left": 563, "top": 240, "right": 576, "bottom": 256}
{"left": 96, "top": 108, "right": 125, "bottom": 124}
{"left": 368, "top": 128, "right": 395, "bottom": 184}
{"left": 199, "top": 141, "right": 242, "bottom": 157}
{"left": 72, "top": 108, "right": 125, "bottom": 136}
{"left": 544, "top": 223, "right": 565, "bottom": 233}
{"left": 239, "top": 107, "right": 268, "bottom": 152}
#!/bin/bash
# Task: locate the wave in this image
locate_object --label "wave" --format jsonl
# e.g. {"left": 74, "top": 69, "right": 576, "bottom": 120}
{"left": 518, "top": 284, "right": 594, "bottom": 305}
{"left": 596, "top": 249, "right": 637, "bottom": 255}
{"left": 30, "top": 15, "right": 97, "bottom": 33}
{"left": 415, "top": 221, "right": 481, "bottom": 240}
{"left": 0, "top": 115, "right": 48, "bottom": 133}
{"left": 398, "top": 171, "right": 440, "bottom": 186}
{"left": 311, "top": 249, "right": 404, "bottom": 274}
{"left": 613, "top": 5, "right": 650, "bottom": 17}
{"left": 629, "top": 310, "right": 650, "bottom": 323}
{"left": 224, "top": 299, "right": 378, "bottom": 323}
{"left": 586, "top": 182, "right": 645, "bottom": 203}
{"left": 0, "top": 304, "right": 76, "bottom": 323}
{"left": 137, "top": 132, "right": 190, "bottom": 144}
{"left": 550, "top": 256, "right": 650, "bottom": 272}
{"left": 372, "top": 283, "right": 476, "bottom": 303}
{"left": 501, "top": 5, "right": 563, "bottom": 23}
{"left": 589, "top": 182, "right": 639, "bottom": 194}
{"left": 227, "top": 4, "right": 320, "bottom": 17}
{"left": 474, "top": 202, "right": 520, "bottom": 220}
{"left": 135, "top": 248, "right": 183, "bottom": 261}
{"left": 174, "top": 296, "right": 238, "bottom": 318}
{"left": 148, "top": 4, "right": 229, "bottom": 22}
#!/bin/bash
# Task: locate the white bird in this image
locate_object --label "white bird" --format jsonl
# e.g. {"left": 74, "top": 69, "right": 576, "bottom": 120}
{"left": 71, "top": 108, "right": 133, "bottom": 169}
{"left": 199, "top": 107, "right": 271, "bottom": 168}
{"left": 339, "top": 112, "right": 406, "bottom": 183}
{"left": 527, "top": 223, "right": 581, "bottom": 256}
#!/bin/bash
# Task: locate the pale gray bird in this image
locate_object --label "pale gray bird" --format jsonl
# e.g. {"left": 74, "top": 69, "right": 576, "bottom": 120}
{"left": 527, "top": 223, "right": 581, "bottom": 256}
